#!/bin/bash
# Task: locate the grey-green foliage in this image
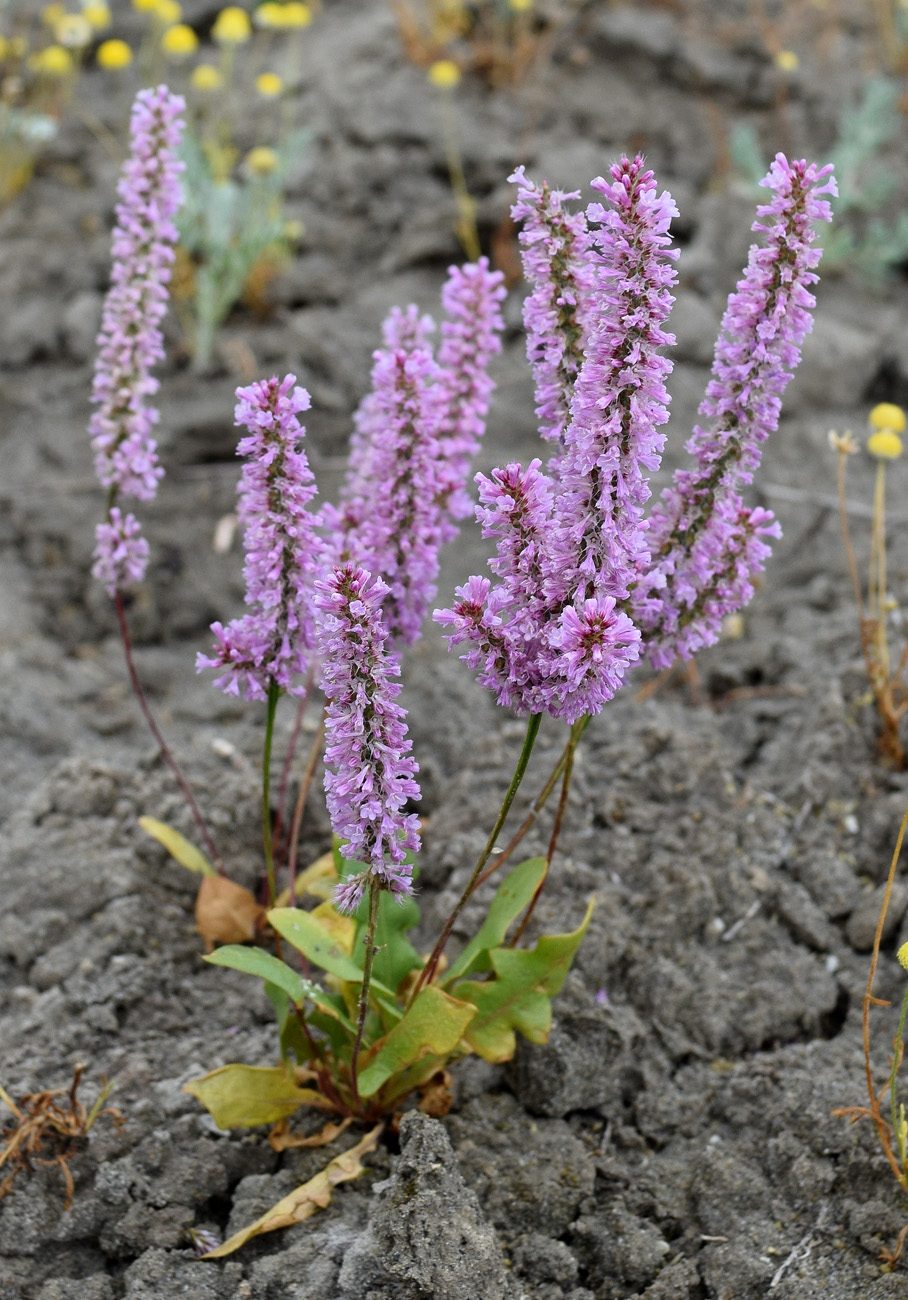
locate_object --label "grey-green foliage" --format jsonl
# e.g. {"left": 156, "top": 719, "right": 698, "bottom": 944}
{"left": 176, "top": 125, "right": 308, "bottom": 370}
{"left": 730, "top": 78, "right": 908, "bottom": 286}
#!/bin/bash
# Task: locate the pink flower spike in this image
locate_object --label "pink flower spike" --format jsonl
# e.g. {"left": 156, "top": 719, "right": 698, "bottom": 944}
{"left": 341, "top": 346, "right": 447, "bottom": 645}
{"left": 434, "top": 258, "right": 507, "bottom": 536}
{"left": 89, "top": 86, "right": 184, "bottom": 506}
{"left": 199, "top": 375, "right": 323, "bottom": 700}
{"left": 638, "top": 154, "right": 835, "bottom": 664}
{"left": 92, "top": 508, "right": 150, "bottom": 596}
{"left": 315, "top": 563, "right": 421, "bottom": 908}
{"left": 509, "top": 166, "right": 597, "bottom": 444}
{"left": 551, "top": 154, "right": 678, "bottom": 608}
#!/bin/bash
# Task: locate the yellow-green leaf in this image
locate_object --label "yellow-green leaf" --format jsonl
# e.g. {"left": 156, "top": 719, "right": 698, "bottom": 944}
{"left": 183, "top": 1064, "right": 331, "bottom": 1129}
{"left": 268, "top": 906, "right": 364, "bottom": 982}
{"left": 273, "top": 850, "right": 337, "bottom": 907}
{"left": 310, "top": 901, "right": 357, "bottom": 955}
{"left": 356, "top": 986, "right": 476, "bottom": 1099}
{"left": 453, "top": 898, "right": 594, "bottom": 1063}
{"left": 138, "top": 816, "right": 216, "bottom": 876}
{"left": 200, "top": 1124, "right": 381, "bottom": 1258}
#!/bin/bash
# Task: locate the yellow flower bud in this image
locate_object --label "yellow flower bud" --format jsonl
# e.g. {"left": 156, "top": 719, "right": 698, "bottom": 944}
{"left": 212, "top": 5, "right": 252, "bottom": 44}
{"left": 898, "top": 942, "right": 908, "bottom": 972}
{"left": 255, "top": 71, "right": 283, "bottom": 96}
{"left": 868, "top": 430, "right": 904, "bottom": 460}
{"left": 281, "top": 2, "right": 311, "bottom": 27}
{"left": 255, "top": 1, "right": 285, "bottom": 25}
{"left": 509, "top": 0, "right": 533, "bottom": 10}
{"left": 870, "top": 402, "right": 907, "bottom": 434}
{"left": 96, "top": 37, "right": 133, "bottom": 68}
{"left": 245, "top": 145, "right": 279, "bottom": 175}
{"left": 82, "top": 2, "right": 112, "bottom": 31}
{"left": 774, "top": 49, "right": 799, "bottom": 71}
{"left": 30, "top": 43, "right": 74, "bottom": 75}
{"left": 161, "top": 22, "right": 198, "bottom": 55}
{"left": 428, "top": 59, "right": 460, "bottom": 88}
{"left": 55, "top": 13, "right": 93, "bottom": 46}
{"left": 132, "top": 0, "right": 160, "bottom": 11}
{"left": 0, "top": 36, "right": 8, "bottom": 61}
{"left": 154, "top": 0, "right": 182, "bottom": 24}
{"left": 191, "top": 62, "right": 222, "bottom": 90}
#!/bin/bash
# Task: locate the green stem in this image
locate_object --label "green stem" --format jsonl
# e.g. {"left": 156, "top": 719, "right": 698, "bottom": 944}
{"left": 350, "top": 877, "right": 380, "bottom": 1113}
{"left": 510, "top": 716, "right": 584, "bottom": 946}
{"left": 262, "top": 679, "right": 281, "bottom": 905}
{"left": 476, "top": 714, "right": 590, "bottom": 892}
{"left": 412, "top": 712, "right": 542, "bottom": 999}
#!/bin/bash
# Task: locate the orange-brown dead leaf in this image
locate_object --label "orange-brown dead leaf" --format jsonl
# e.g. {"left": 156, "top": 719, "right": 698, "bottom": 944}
{"left": 196, "top": 876, "right": 266, "bottom": 953}
{"left": 417, "top": 1069, "right": 453, "bottom": 1118}
{"left": 268, "top": 1115, "right": 353, "bottom": 1151}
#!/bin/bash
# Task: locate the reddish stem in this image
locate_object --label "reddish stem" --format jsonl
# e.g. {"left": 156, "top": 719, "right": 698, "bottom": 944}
{"left": 114, "top": 591, "right": 225, "bottom": 875}
{"left": 272, "top": 669, "right": 314, "bottom": 862}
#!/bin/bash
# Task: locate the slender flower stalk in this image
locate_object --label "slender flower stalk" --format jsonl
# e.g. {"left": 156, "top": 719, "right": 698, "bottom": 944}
{"left": 508, "top": 166, "right": 596, "bottom": 445}
{"left": 198, "top": 375, "right": 323, "bottom": 700}
{"left": 90, "top": 85, "right": 184, "bottom": 593}
{"left": 637, "top": 154, "right": 836, "bottom": 666}
{"left": 314, "top": 563, "right": 421, "bottom": 913}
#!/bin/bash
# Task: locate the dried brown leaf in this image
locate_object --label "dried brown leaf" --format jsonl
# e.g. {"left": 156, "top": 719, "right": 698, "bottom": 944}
{"left": 196, "top": 876, "right": 265, "bottom": 953}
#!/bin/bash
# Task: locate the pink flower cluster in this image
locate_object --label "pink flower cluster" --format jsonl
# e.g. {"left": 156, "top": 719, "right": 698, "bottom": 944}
{"left": 314, "top": 564, "right": 421, "bottom": 912}
{"left": 438, "top": 153, "right": 834, "bottom": 718}
{"left": 332, "top": 257, "right": 506, "bottom": 645}
{"left": 90, "top": 86, "right": 184, "bottom": 595}
{"left": 437, "top": 157, "right": 677, "bottom": 722}
{"left": 635, "top": 155, "right": 836, "bottom": 665}
{"left": 197, "top": 375, "right": 323, "bottom": 701}
{"left": 180, "top": 152, "right": 833, "bottom": 902}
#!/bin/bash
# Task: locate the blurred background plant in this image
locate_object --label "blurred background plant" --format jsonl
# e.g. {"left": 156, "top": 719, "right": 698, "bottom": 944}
{"left": 97, "top": 0, "right": 313, "bottom": 371}
{"left": 831, "top": 403, "right": 908, "bottom": 767}
{"left": 391, "top": 0, "right": 549, "bottom": 86}
{"left": 0, "top": 0, "right": 110, "bottom": 206}
{"left": 730, "top": 78, "right": 908, "bottom": 286}
{"left": 873, "top": 0, "right": 908, "bottom": 72}
{"left": 0, "top": 1, "right": 312, "bottom": 369}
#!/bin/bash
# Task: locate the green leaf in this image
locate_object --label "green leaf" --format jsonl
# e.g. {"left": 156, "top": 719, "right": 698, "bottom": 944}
{"left": 265, "top": 982, "right": 313, "bottom": 1067}
{"left": 268, "top": 908, "right": 397, "bottom": 1013}
{"left": 444, "top": 858, "right": 547, "bottom": 983}
{"left": 184, "top": 1064, "right": 330, "bottom": 1129}
{"left": 356, "top": 986, "right": 476, "bottom": 1099}
{"left": 268, "top": 907, "right": 365, "bottom": 983}
{"left": 452, "top": 898, "right": 594, "bottom": 1064}
{"left": 138, "top": 816, "right": 216, "bottom": 876}
{"left": 206, "top": 944, "right": 356, "bottom": 1035}
{"left": 205, "top": 944, "right": 307, "bottom": 1004}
